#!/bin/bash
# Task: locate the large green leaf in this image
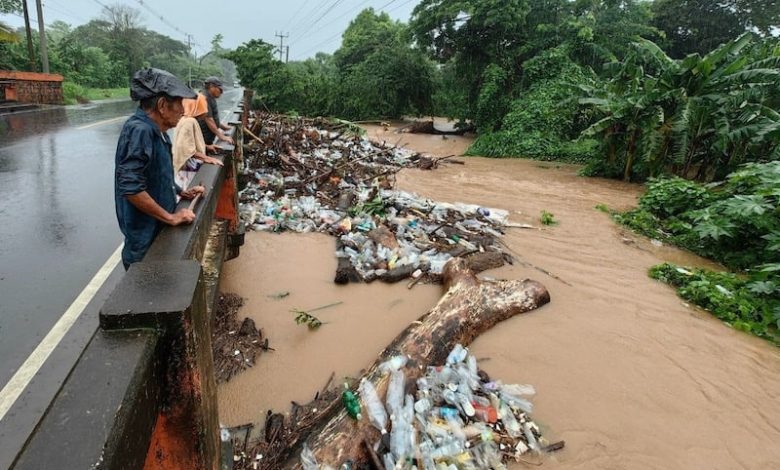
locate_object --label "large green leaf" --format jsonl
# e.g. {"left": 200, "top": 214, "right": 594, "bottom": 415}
{"left": 722, "top": 195, "right": 772, "bottom": 217}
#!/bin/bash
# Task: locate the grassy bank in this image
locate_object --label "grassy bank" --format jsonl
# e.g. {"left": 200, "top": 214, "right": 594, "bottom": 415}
{"left": 62, "top": 82, "right": 128, "bottom": 105}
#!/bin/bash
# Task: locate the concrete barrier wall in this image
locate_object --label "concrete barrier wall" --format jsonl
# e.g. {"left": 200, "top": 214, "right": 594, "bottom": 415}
{"left": 11, "top": 103, "right": 245, "bottom": 470}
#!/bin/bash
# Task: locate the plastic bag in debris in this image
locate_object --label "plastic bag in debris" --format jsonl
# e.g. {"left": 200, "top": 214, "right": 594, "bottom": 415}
{"left": 300, "top": 443, "right": 318, "bottom": 470}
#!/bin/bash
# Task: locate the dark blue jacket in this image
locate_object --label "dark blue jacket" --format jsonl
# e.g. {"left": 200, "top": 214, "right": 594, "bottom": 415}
{"left": 114, "top": 108, "right": 177, "bottom": 268}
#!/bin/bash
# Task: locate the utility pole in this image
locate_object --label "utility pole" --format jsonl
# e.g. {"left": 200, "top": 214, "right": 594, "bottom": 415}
{"left": 275, "top": 31, "right": 289, "bottom": 62}
{"left": 34, "top": 0, "right": 49, "bottom": 73}
{"left": 21, "top": 0, "right": 36, "bottom": 72}
{"left": 285, "top": 46, "right": 289, "bottom": 64}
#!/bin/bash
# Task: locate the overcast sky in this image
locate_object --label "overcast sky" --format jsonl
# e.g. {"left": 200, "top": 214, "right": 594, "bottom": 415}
{"left": 1, "top": 0, "right": 422, "bottom": 60}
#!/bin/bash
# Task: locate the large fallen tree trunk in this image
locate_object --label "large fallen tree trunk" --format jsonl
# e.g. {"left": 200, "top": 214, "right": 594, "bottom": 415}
{"left": 247, "top": 258, "right": 550, "bottom": 469}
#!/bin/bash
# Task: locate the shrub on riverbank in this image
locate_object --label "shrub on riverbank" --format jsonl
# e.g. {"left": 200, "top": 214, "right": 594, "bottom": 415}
{"left": 650, "top": 264, "right": 779, "bottom": 344}
{"left": 612, "top": 161, "right": 780, "bottom": 343}
{"left": 617, "top": 162, "right": 780, "bottom": 270}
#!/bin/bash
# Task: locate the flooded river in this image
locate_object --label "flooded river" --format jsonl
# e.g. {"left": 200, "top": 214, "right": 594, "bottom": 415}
{"left": 218, "top": 124, "right": 780, "bottom": 469}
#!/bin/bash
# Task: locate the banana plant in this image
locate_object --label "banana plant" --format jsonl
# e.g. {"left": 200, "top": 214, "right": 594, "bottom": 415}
{"left": 581, "top": 33, "right": 780, "bottom": 182}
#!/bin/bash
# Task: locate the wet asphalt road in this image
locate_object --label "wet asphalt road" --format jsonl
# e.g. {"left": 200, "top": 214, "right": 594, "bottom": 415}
{"left": 0, "top": 88, "right": 243, "bottom": 396}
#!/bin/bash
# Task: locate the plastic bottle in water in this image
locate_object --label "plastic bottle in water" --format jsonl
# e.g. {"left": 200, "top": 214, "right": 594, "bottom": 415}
{"left": 435, "top": 406, "right": 459, "bottom": 419}
{"left": 379, "top": 355, "right": 408, "bottom": 374}
{"left": 383, "top": 452, "right": 395, "bottom": 470}
{"left": 300, "top": 443, "right": 319, "bottom": 470}
{"left": 423, "top": 419, "right": 449, "bottom": 444}
{"left": 444, "top": 414, "right": 467, "bottom": 443}
{"left": 500, "top": 391, "right": 533, "bottom": 413}
{"left": 430, "top": 440, "right": 464, "bottom": 459}
{"left": 386, "top": 369, "right": 405, "bottom": 417}
{"left": 502, "top": 383, "right": 535, "bottom": 397}
{"left": 414, "top": 397, "right": 432, "bottom": 415}
{"left": 442, "top": 389, "right": 475, "bottom": 417}
{"left": 342, "top": 384, "right": 362, "bottom": 421}
{"left": 466, "top": 356, "right": 480, "bottom": 389}
{"left": 470, "top": 441, "right": 505, "bottom": 470}
{"left": 498, "top": 402, "right": 523, "bottom": 438}
{"left": 523, "top": 421, "right": 540, "bottom": 453}
{"left": 456, "top": 380, "right": 476, "bottom": 410}
{"left": 389, "top": 410, "right": 408, "bottom": 460}
{"left": 417, "top": 436, "right": 436, "bottom": 470}
{"left": 446, "top": 344, "right": 467, "bottom": 364}
{"left": 359, "top": 379, "right": 388, "bottom": 434}
{"left": 483, "top": 441, "right": 507, "bottom": 470}
{"left": 416, "top": 376, "right": 432, "bottom": 395}
{"left": 404, "top": 394, "right": 417, "bottom": 454}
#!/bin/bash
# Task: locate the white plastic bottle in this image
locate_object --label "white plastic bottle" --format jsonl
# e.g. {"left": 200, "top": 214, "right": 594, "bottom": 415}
{"left": 359, "top": 379, "right": 388, "bottom": 434}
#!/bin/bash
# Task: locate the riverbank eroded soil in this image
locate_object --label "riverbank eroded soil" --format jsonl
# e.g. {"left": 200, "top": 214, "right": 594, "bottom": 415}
{"left": 218, "top": 123, "right": 780, "bottom": 469}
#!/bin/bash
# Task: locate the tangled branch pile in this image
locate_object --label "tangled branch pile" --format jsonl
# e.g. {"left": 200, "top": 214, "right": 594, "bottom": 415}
{"left": 212, "top": 293, "right": 270, "bottom": 383}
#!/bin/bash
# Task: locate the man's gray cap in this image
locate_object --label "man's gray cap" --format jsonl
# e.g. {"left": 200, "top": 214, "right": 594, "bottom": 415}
{"left": 204, "top": 76, "right": 224, "bottom": 90}
{"left": 130, "top": 67, "right": 197, "bottom": 101}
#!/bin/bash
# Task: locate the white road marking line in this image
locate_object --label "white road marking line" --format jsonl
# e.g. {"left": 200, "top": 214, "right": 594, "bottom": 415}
{"left": 76, "top": 116, "right": 126, "bottom": 130}
{"left": 0, "top": 244, "right": 123, "bottom": 421}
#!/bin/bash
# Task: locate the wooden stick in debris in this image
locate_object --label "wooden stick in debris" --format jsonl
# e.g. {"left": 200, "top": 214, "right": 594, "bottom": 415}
{"left": 244, "top": 126, "right": 265, "bottom": 144}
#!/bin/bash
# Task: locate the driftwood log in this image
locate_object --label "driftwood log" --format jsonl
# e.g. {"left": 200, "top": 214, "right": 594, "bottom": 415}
{"left": 404, "top": 120, "right": 476, "bottom": 136}
{"left": 247, "top": 258, "right": 550, "bottom": 469}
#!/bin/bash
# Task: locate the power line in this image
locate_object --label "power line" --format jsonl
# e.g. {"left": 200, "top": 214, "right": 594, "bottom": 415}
{"left": 387, "top": 0, "right": 416, "bottom": 14}
{"left": 4, "top": 11, "right": 39, "bottom": 26}
{"left": 135, "top": 0, "right": 188, "bottom": 38}
{"left": 291, "top": 0, "right": 415, "bottom": 60}
{"left": 283, "top": 0, "right": 314, "bottom": 31}
{"left": 290, "top": 0, "right": 347, "bottom": 47}
{"left": 287, "top": 0, "right": 333, "bottom": 36}
{"left": 43, "top": 0, "right": 90, "bottom": 24}
{"left": 292, "top": 0, "right": 378, "bottom": 46}
{"left": 292, "top": 30, "right": 342, "bottom": 60}
{"left": 289, "top": 0, "right": 405, "bottom": 48}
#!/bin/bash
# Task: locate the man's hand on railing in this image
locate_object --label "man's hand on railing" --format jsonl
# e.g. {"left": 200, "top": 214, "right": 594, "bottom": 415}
{"left": 168, "top": 208, "right": 196, "bottom": 225}
{"left": 179, "top": 185, "right": 205, "bottom": 200}
{"left": 202, "top": 155, "right": 224, "bottom": 166}
{"left": 217, "top": 134, "right": 235, "bottom": 146}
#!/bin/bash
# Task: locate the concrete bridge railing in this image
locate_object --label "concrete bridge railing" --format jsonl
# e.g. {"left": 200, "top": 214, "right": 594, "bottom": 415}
{"left": 11, "top": 99, "right": 247, "bottom": 470}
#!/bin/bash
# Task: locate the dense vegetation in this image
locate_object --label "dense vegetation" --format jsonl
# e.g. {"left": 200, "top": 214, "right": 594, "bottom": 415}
{"left": 612, "top": 161, "right": 780, "bottom": 343}
{"left": 0, "top": 3, "right": 234, "bottom": 102}
{"left": 228, "top": 0, "right": 780, "bottom": 183}
{"left": 226, "top": 9, "right": 435, "bottom": 120}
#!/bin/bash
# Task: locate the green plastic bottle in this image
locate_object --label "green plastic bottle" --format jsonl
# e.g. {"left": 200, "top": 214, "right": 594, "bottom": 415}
{"left": 342, "top": 384, "right": 362, "bottom": 420}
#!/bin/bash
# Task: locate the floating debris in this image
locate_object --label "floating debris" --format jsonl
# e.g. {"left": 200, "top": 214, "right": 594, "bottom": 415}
{"left": 239, "top": 113, "right": 513, "bottom": 284}
{"left": 267, "top": 291, "right": 290, "bottom": 300}
{"left": 292, "top": 344, "right": 562, "bottom": 469}
{"left": 212, "top": 293, "right": 271, "bottom": 383}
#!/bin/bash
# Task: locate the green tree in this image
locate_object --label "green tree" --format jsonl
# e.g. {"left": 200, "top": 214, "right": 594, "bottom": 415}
{"left": 334, "top": 8, "right": 404, "bottom": 69}
{"left": 0, "top": 0, "right": 20, "bottom": 13}
{"left": 224, "top": 39, "right": 280, "bottom": 98}
{"left": 653, "top": 0, "right": 780, "bottom": 57}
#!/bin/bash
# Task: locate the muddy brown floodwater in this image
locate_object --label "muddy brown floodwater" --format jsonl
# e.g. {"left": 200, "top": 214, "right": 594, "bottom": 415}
{"left": 219, "top": 123, "right": 780, "bottom": 469}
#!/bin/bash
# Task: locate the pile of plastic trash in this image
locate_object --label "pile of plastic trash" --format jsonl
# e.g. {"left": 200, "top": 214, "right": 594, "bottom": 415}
{"left": 301, "top": 344, "right": 557, "bottom": 469}
{"left": 240, "top": 114, "right": 511, "bottom": 283}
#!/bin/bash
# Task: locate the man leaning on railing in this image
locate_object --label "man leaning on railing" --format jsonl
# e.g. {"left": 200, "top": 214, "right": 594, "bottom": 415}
{"left": 114, "top": 68, "right": 205, "bottom": 270}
